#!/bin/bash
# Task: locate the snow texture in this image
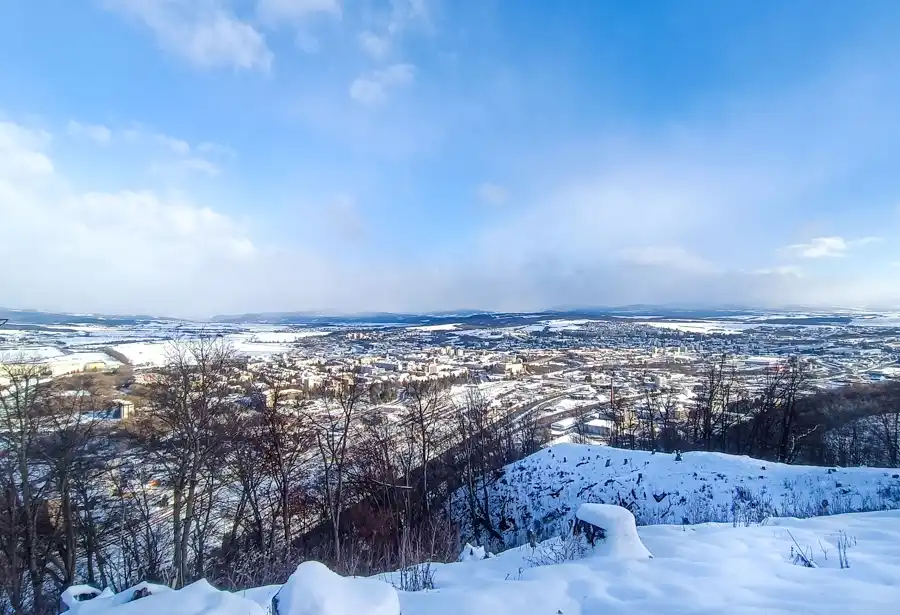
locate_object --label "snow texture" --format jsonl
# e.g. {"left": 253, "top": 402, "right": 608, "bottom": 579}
{"left": 61, "top": 510, "right": 900, "bottom": 615}
{"left": 272, "top": 561, "right": 399, "bottom": 615}
{"left": 396, "top": 510, "right": 900, "bottom": 615}
{"left": 60, "top": 586, "right": 111, "bottom": 609}
{"left": 62, "top": 580, "right": 263, "bottom": 615}
{"left": 466, "top": 443, "right": 900, "bottom": 546}
{"left": 575, "top": 503, "right": 653, "bottom": 558}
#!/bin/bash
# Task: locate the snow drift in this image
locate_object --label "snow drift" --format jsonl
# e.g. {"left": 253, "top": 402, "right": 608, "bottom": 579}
{"left": 272, "top": 561, "right": 399, "bottom": 615}
{"left": 60, "top": 509, "right": 900, "bottom": 615}
{"left": 63, "top": 579, "right": 264, "bottom": 615}
{"left": 458, "top": 443, "right": 900, "bottom": 546}
{"left": 575, "top": 503, "right": 653, "bottom": 559}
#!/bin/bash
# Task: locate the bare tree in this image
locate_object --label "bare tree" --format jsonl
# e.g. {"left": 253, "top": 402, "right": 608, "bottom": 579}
{"left": 454, "top": 387, "right": 503, "bottom": 548}
{"left": 573, "top": 404, "right": 594, "bottom": 445}
{"left": 874, "top": 410, "right": 900, "bottom": 467}
{"left": 775, "top": 357, "right": 812, "bottom": 463}
{"left": 401, "top": 379, "right": 445, "bottom": 517}
{"left": 38, "top": 383, "right": 104, "bottom": 590}
{"left": 306, "top": 370, "right": 365, "bottom": 564}
{"left": 254, "top": 375, "right": 311, "bottom": 550}
{"left": 517, "top": 407, "right": 542, "bottom": 457}
{"left": 0, "top": 361, "right": 54, "bottom": 614}
{"left": 141, "top": 337, "right": 238, "bottom": 587}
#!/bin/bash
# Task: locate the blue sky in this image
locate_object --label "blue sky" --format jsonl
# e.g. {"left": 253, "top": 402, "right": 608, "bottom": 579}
{"left": 2, "top": 0, "right": 900, "bottom": 317}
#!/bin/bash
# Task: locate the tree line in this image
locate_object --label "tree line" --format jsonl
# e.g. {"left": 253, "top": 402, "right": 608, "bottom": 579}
{"left": 577, "top": 354, "right": 900, "bottom": 467}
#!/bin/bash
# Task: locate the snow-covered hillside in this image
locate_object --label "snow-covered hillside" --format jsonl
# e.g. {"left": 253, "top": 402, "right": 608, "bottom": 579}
{"left": 63, "top": 508, "right": 900, "bottom": 614}
{"left": 461, "top": 444, "right": 900, "bottom": 547}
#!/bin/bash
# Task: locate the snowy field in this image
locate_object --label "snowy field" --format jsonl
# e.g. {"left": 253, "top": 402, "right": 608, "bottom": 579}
{"left": 64, "top": 508, "right": 900, "bottom": 614}
{"left": 111, "top": 342, "right": 172, "bottom": 367}
{"left": 1, "top": 321, "right": 331, "bottom": 369}
{"left": 408, "top": 323, "right": 461, "bottom": 332}
{"left": 455, "top": 443, "right": 900, "bottom": 546}
{"left": 851, "top": 314, "right": 900, "bottom": 327}
{"left": 0, "top": 344, "right": 65, "bottom": 360}
{"left": 640, "top": 320, "right": 751, "bottom": 335}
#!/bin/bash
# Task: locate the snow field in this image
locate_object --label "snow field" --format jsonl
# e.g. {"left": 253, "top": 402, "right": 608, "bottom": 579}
{"left": 398, "top": 510, "right": 900, "bottom": 615}
{"left": 59, "top": 443, "right": 900, "bottom": 615}
{"left": 60, "top": 509, "right": 900, "bottom": 615}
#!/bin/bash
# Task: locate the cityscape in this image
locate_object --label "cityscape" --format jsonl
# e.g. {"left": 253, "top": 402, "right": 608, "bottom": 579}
{"left": 4, "top": 308, "right": 899, "bottom": 431}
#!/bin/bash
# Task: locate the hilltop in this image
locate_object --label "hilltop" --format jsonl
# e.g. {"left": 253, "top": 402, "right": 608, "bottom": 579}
{"left": 452, "top": 443, "right": 900, "bottom": 547}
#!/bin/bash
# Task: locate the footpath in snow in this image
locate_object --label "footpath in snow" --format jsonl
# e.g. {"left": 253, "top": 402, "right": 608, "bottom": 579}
{"left": 63, "top": 506, "right": 900, "bottom": 615}
{"left": 463, "top": 443, "right": 900, "bottom": 546}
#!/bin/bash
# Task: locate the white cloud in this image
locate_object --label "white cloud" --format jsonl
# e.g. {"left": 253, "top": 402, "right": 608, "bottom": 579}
{"left": 752, "top": 266, "right": 803, "bottom": 277}
{"left": 359, "top": 31, "right": 390, "bottom": 59}
{"left": 476, "top": 182, "right": 508, "bottom": 206}
{"left": 786, "top": 236, "right": 849, "bottom": 258}
{"left": 386, "top": 0, "right": 433, "bottom": 36}
{"left": 197, "top": 141, "right": 236, "bottom": 158}
{"left": 349, "top": 63, "right": 415, "bottom": 105}
{"left": 154, "top": 133, "right": 191, "bottom": 155}
{"left": 98, "top": 125, "right": 226, "bottom": 176}
{"left": 104, "top": 0, "right": 272, "bottom": 71}
{"left": 785, "top": 236, "right": 882, "bottom": 259}
{"left": 0, "top": 119, "right": 257, "bottom": 317}
{"left": 0, "top": 121, "right": 53, "bottom": 177}
{"left": 3, "top": 115, "right": 898, "bottom": 316}
{"left": 254, "top": 0, "right": 340, "bottom": 54}
{"left": 256, "top": 0, "right": 341, "bottom": 25}
{"left": 147, "top": 157, "right": 222, "bottom": 180}
{"left": 353, "top": 1, "right": 431, "bottom": 66}
{"left": 67, "top": 121, "right": 112, "bottom": 144}
{"left": 183, "top": 158, "right": 220, "bottom": 175}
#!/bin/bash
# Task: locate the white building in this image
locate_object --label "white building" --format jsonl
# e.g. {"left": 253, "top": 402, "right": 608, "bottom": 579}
{"left": 584, "top": 418, "right": 615, "bottom": 438}
{"left": 550, "top": 417, "right": 578, "bottom": 435}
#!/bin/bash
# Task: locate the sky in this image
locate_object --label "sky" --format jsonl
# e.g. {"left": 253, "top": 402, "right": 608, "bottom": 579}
{"left": 2, "top": 0, "right": 900, "bottom": 318}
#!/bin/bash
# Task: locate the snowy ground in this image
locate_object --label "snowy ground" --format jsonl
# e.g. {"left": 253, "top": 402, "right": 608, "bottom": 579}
{"left": 850, "top": 314, "right": 900, "bottom": 327}
{"left": 66, "top": 509, "right": 900, "bottom": 614}
{"left": 111, "top": 342, "right": 172, "bottom": 367}
{"left": 640, "top": 320, "right": 751, "bottom": 334}
{"left": 455, "top": 444, "right": 900, "bottom": 546}
{"left": 392, "top": 510, "right": 900, "bottom": 615}
{"left": 408, "top": 323, "right": 461, "bottom": 332}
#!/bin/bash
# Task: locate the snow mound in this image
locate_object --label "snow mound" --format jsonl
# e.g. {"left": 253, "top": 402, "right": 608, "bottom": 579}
{"left": 64, "top": 580, "right": 263, "bottom": 614}
{"left": 459, "top": 543, "right": 488, "bottom": 562}
{"left": 576, "top": 503, "right": 652, "bottom": 559}
{"left": 274, "top": 561, "right": 399, "bottom": 615}
{"left": 61, "top": 586, "right": 112, "bottom": 610}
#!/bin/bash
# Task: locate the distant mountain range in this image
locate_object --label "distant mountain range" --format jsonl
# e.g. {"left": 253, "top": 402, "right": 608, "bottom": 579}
{"left": 208, "top": 307, "right": 776, "bottom": 327}
{"left": 0, "top": 306, "right": 878, "bottom": 329}
{"left": 0, "top": 308, "right": 167, "bottom": 327}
